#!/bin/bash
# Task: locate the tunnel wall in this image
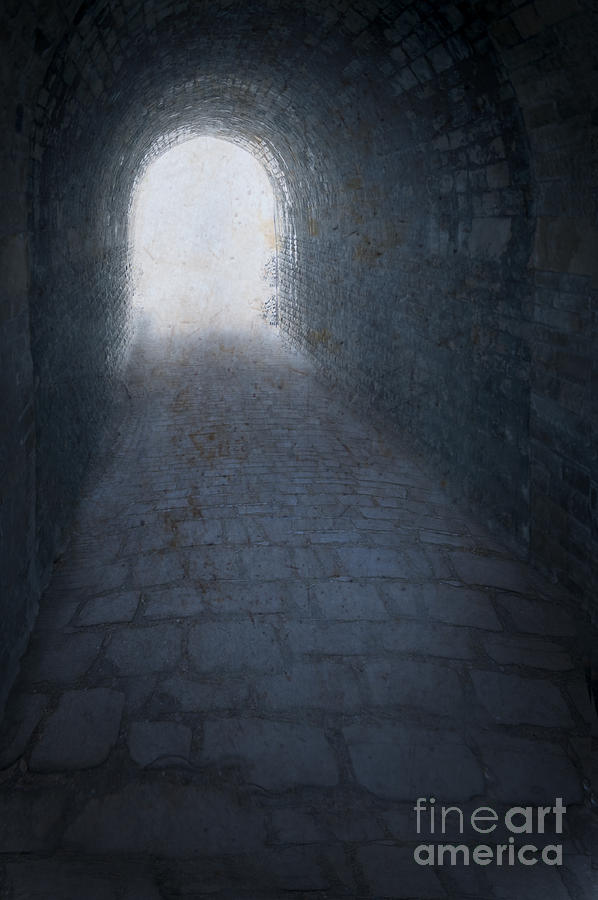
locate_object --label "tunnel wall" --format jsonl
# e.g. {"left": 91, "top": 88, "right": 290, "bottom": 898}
{"left": 31, "top": 91, "right": 133, "bottom": 582}
{"left": 0, "top": 0, "right": 51, "bottom": 716}
{"left": 0, "top": 0, "right": 596, "bottom": 713}
{"left": 276, "top": 6, "right": 534, "bottom": 550}
{"left": 489, "top": 3, "right": 598, "bottom": 602}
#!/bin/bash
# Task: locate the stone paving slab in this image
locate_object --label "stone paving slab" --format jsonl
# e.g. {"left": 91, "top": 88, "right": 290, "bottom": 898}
{"left": 270, "top": 802, "right": 388, "bottom": 843}
{"left": 490, "top": 864, "right": 572, "bottom": 900}
{"left": 494, "top": 593, "right": 580, "bottom": 636}
{"left": 188, "top": 620, "right": 284, "bottom": 674}
{"left": 29, "top": 688, "right": 124, "bottom": 771}
{"left": 76, "top": 591, "right": 141, "bottom": 626}
{"left": 50, "top": 559, "right": 130, "bottom": 594}
{"left": 24, "top": 632, "right": 103, "bottom": 684}
{"left": 3, "top": 862, "right": 163, "bottom": 900}
{"left": 202, "top": 717, "right": 338, "bottom": 790}
{"left": 451, "top": 552, "right": 536, "bottom": 593}
{"left": 477, "top": 733, "right": 584, "bottom": 804}
{"left": 309, "top": 579, "right": 387, "bottom": 619}
{"left": 0, "top": 693, "right": 47, "bottom": 769}
{"left": 248, "top": 844, "right": 355, "bottom": 894}
{"left": 142, "top": 580, "right": 310, "bottom": 618}
{"left": 103, "top": 623, "right": 182, "bottom": 675}
{"left": 155, "top": 673, "right": 251, "bottom": 713}
{"left": 129, "top": 550, "right": 187, "bottom": 587}
{"left": 418, "top": 581, "right": 503, "bottom": 630}
{"left": 252, "top": 660, "right": 364, "bottom": 712}
{"left": 344, "top": 723, "right": 484, "bottom": 801}
{"left": 336, "top": 545, "right": 435, "bottom": 578}
{"left": 65, "top": 784, "right": 267, "bottom": 856}
{"left": 118, "top": 674, "right": 158, "bottom": 714}
{"left": 0, "top": 789, "right": 65, "bottom": 852}
{"left": 378, "top": 619, "right": 477, "bottom": 660}
{"left": 33, "top": 597, "right": 80, "bottom": 632}
{"left": 127, "top": 719, "right": 192, "bottom": 766}
{"left": 470, "top": 669, "right": 574, "bottom": 728}
{"left": 357, "top": 844, "right": 446, "bottom": 898}
{"left": 482, "top": 633, "right": 575, "bottom": 670}
{"left": 363, "top": 658, "right": 465, "bottom": 715}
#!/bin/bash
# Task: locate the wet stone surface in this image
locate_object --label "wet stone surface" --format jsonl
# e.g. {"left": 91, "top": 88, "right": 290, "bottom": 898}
{"left": 0, "top": 312, "right": 595, "bottom": 899}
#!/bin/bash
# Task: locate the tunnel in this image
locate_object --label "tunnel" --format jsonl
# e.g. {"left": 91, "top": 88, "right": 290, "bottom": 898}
{"left": 1, "top": 0, "right": 597, "bottom": 897}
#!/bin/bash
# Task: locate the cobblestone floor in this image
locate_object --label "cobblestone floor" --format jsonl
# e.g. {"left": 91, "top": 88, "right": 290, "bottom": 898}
{"left": 0, "top": 297, "right": 596, "bottom": 899}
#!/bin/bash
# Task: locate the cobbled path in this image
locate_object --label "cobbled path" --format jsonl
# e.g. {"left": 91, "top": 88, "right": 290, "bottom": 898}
{"left": 0, "top": 299, "right": 595, "bottom": 899}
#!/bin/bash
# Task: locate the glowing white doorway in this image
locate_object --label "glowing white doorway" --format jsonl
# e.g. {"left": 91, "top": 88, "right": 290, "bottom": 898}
{"left": 130, "top": 137, "right": 276, "bottom": 334}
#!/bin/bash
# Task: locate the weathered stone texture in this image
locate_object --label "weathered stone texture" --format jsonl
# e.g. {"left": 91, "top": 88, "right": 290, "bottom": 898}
{"left": 0, "top": 0, "right": 596, "bottom": 732}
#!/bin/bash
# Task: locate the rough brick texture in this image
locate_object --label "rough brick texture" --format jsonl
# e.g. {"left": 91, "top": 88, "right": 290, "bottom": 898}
{"left": 0, "top": 0, "right": 596, "bottom": 714}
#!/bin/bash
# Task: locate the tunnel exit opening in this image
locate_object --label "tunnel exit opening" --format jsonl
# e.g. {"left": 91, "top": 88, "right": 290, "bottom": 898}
{"left": 129, "top": 136, "right": 277, "bottom": 336}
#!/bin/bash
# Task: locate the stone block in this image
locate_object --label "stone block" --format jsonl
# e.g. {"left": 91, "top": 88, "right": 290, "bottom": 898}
{"left": 76, "top": 591, "right": 140, "bottom": 625}
{"left": 0, "top": 790, "right": 65, "bottom": 852}
{"left": 344, "top": 723, "right": 484, "bottom": 801}
{"left": 336, "top": 546, "right": 432, "bottom": 578}
{"left": 104, "top": 624, "right": 181, "bottom": 675}
{"left": 0, "top": 233, "right": 28, "bottom": 296}
{"left": 479, "top": 733, "right": 583, "bottom": 805}
{"left": 25, "top": 632, "right": 103, "bottom": 684}
{"left": 4, "top": 861, "right": 162, "bottom": 900}
{"left": 471, "top": 670, "right": 573, "bottom": 728}
{"left": 491, "top": 863, "right": 572, "bottom": 900}
{"left": 0, "top": 693, "right": 47, "bottom": 768}
{"left": 380, "top": 620, "right": 477, "bottom": 660}
{"left": 483, "top": 634, "right": 574, "bottom": 670}
{"left": 155, "top": 674, "right": 251, "bottom": 712}
{"left": 533, "top": 217, "right": 598, "bottom": 287}
{"left": 187, "top": 620, "right": 283, "bottom": 673}
{"left": 451, "top": 553, "right": 534, "bottom": 593}
{"left": 365, "top": 658, "right": 465, "bottom": 716}
{"left": 253, "top": 661, "right": 364, "bottom": 712}
{"left": 469, "top": 216, "right": 511, "bottom": 259}
{"left": 495, "top": 594, "right": 578, "bottom": 636}
{"left": 309, "top": 579, "right": 388, "bottom": 619}
{"left": 30, "top": 688, "right": 124, "bottom": 771}
{"left": 202, "top": 717, "right": 338, "bottom": 790}
{"left": 357, "top": 844, "right": 445, "bottom": 898}
{"left": 65, "top": 783, "right": 266, "bottom": 856}
{"left": 127, "top": 719, "right": 192, "bottom": 766}
{"left": 421, "top": 582, "right": 502, "bottom": 630}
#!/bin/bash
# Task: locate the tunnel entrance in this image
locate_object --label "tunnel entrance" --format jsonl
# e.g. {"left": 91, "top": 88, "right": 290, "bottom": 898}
{"left": 129, "top": 137, "right": 276, "bottom": 336}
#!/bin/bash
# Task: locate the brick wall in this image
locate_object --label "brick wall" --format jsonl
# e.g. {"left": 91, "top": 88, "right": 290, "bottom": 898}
{"left": 489, "top": 0, "right": 598, "bottom": 605}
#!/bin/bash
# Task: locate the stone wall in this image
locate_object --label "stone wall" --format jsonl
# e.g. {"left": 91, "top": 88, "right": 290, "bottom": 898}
{"left": 489, "top": 1, "right": 598, "bottom": 602}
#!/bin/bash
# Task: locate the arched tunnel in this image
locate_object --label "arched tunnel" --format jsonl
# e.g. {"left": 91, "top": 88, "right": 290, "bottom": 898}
{"left": 1, "top": 1, "right": 597, "bottom": 896}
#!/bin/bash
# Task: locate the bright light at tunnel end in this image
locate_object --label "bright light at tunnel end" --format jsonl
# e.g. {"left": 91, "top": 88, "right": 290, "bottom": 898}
{"left": 130, "top": 137, "right": 277, "bottom": 335}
